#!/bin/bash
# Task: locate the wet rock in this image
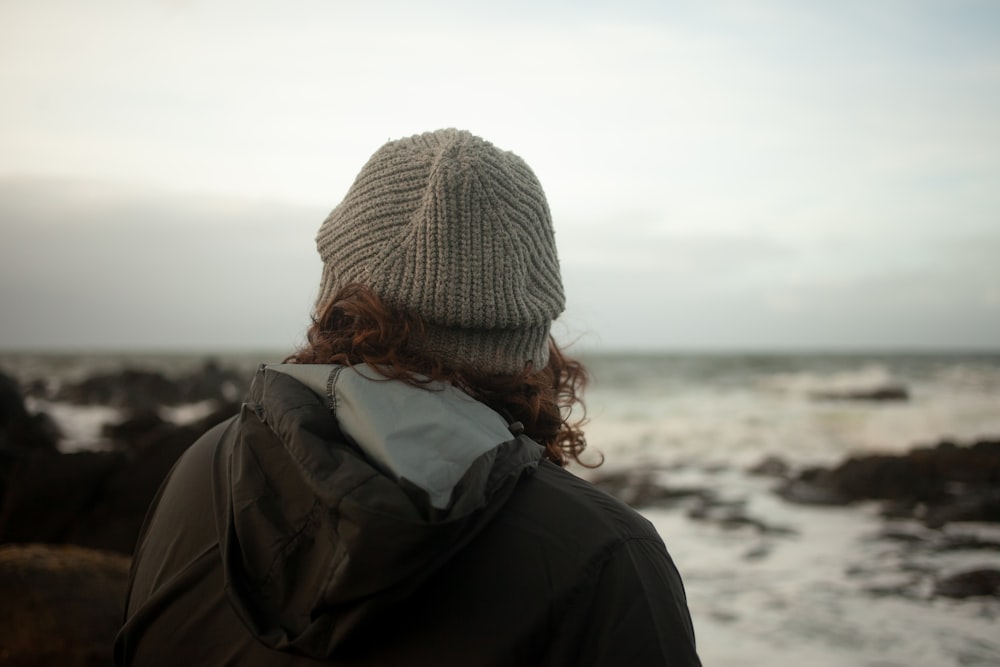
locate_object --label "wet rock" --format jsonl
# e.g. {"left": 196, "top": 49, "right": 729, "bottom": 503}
{"left": 878, "top": 498, "right": 921, "bottom": 520}
{"left": 0, "top": 543, "right": 129, "bottom": 667}
{"left": 1, "top": 362, "right": 244, "bottom": 555}
{"left": 0, "top": 408, "right": 238, "bottom": 554}
{"left": 933, "top": 532, "right": 1000, "bottom": 552}
{"left": 861, "top": 572, "right": 923, "bottom": 598}
{"left": 0, "top": 449, "right": 126, "bottom": 550}
{"left": 777, "top": 438, "right": 1000, "bottom": 526}
{"left": 687, "top": 496, "right": 796, "bottom": 535}
{"left": 174, "top": 359, "right": 248, "bottom": 404}
{"left": 846, "top": 522, "right": 1000, "bottom": 603}
{"left": 55, "top": 368, "right": 180, "bottom": 411}
{"left": 589, "top": 468, "right": 707, "bottom": 509}
{"left": 875, "top": 523, "right": 937, "bottom": 545}
{"left": 52, "top": 360, "right": 249, "bottom": 412}
{"left": 920, "top": 488, "right": 1000, "bottom": 529}
{"left": 836, "top": 455, "right": 944, "bottom": 501}
{"left": 101, "top": 409, "right": 168, "bottom": 444}
{"left": 933, "top": 568, "right": 1000, "bottom": 599}
{"left": 707, "top": 609, "right": 739, "bottom": 624}
{"left": 810, "top": 385, "right": 909, "bottom": 402}
{"left": 100, "top": 400, "right": 239, "bottom": 452}
{"left": 0, "top": 371, "right": 60, "bottom": 452}
{"left": 776, "top": 466, "right": 852, "bottom": 505}
{"left": 935, "top": 532, "right": 1000, "bottom": 551}
{"left": 747, "top": 455, "right": 791, "bottom": 478}
{"left": 742, "top": 543, "right": 772, "bottom": 561}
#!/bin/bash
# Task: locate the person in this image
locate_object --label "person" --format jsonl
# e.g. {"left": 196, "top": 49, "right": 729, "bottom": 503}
{"left": 115, "top": 129, "right": 701, "bottom": 666}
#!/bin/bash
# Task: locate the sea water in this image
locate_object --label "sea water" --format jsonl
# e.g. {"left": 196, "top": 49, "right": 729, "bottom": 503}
{"left": 3, "top": 350, "right": 1000, "bottom": 665}
{"left": 579, "top": 352, "right": 1000, "bottom": 667}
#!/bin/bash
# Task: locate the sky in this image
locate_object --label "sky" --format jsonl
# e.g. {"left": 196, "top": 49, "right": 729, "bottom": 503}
{"left": 1, "top": 0, "right": 998, "bottom": 352}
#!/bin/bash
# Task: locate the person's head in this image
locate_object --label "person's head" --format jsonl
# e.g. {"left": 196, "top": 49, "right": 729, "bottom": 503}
{"left": 288, "top": 129, "right": 591, "bottom": 466}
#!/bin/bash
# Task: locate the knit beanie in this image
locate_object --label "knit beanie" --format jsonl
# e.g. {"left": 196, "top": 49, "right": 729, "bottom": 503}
{"left": 315, "top": 129, "right": 565, "bottom": 374}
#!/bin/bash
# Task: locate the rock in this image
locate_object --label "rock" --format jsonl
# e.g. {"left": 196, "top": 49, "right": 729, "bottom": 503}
{"left": 875, "top": 523, "right": 936, "bottom": 545}
{"left": 828, "top": 454, "right": 947, "bottom": 502}
{"left": 847, "top": 523, "right": 1000, "bottom": 601}
{"left": 742, "top": 543, "right": 772, "bottom": 561}
{"left": 0, "top": 370, "right": 60, "bottom": 452}
{"left": 687, "top": 496, "right": 796, "bottom": 535}
{"left": 0, "top": 362, "right": 244, "bottom": 556}
{"left": 0, "top": 543, "right": 130, "bottom": 667}
{"left": 920, "top": 488, "right": 1000, "bottom": 529}
{"left": 775, "top": 466, "right": 852, "bottom": 505}
{"left": 0, "top": 371, "right": 62, "bottom": 533}
{"left": 589, "top": 468, "right": 707, "bottom": 509}
{"left": 102, "top": 400, "right": 240, "bottom": 452}
{"left": 861, "top": 572, "right": 923, "bottom": 598}
{"left": 0, "top": 450, "right": 125, "bottom": 550}
{"left": 777, "top": 438, "right": 1000, "bottom": 525}
{"left": 878, "top": 498, "right": 921, "bottom": 519}
{"left": 55, "top": 368, "right": 180, "bottom": 412}
{"left": 0, "top": 409, "right": 238, "bottom": 554}
{"left": 52, "top": 360, "right": 250, "bottom": 412}
{"left": 747, "top": 455, "right": 790, "bottom": 478}
{"left": 933, "top": 568, "right": 1000, "bottom": 599}
{"left": 810, "top": 385, "right": 909, "bottom": 402}
{"left": 65, "top": 422, "right": 209, "bottom": 553}
{"left": 174, "top": 359, "right": 249, "bottom": 404}
{"left": 933, "top": 532, "right": 1000, "bottom": 552}
{"left": 101, "top": 409, "right": 168, "bottom": 445}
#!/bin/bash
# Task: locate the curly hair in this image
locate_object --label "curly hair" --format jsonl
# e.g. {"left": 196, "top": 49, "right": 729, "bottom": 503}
{"left": 285, "top": 283, "right": 595, "bottom": 468}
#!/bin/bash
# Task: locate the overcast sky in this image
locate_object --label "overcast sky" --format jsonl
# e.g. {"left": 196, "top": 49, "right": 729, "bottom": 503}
{"left": 1, "top": 0, "right": 998, "bottom": 352}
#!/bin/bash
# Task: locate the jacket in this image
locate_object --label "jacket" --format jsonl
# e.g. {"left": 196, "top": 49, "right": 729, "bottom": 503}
{"left": 115, "top": 364, "right": 701, "bottom": 666}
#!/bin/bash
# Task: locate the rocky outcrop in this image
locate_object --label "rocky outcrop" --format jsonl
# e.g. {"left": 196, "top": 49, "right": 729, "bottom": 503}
{"left": 933, "top": 568, "right": 1000, "bottom": 599}
{"left": 589, "top": 467, "right": 795, "bottom": 537}
{"left": 0, "top": 363, "right": 243, "bottom": 554}
{"left": 0, "top": 543, "right": 130, "bottom": 667}
{"left": 49, "top": 360, "right": 248, "bottom": 412}
{"left": 589, "top": 467, "right": 708, "bottom": 509}
{"left": 0, "top": 371, "right": 59, "bottom": 453}
{"left": 776, "top": 439, "right": 1000, "bottom": 526}
{"left": 0, "top": 407, "right": 236, "bottom": 554}
{"left": 810, "top": 385, "right": 909, "bottom": 402}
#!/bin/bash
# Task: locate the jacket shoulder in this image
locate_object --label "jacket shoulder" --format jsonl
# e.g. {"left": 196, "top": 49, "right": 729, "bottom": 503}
{"left": 493, "top": 462, "right": 701, "bottom": 666}
{"left": 498, "top": 461, "right": 664, "bottom": 557}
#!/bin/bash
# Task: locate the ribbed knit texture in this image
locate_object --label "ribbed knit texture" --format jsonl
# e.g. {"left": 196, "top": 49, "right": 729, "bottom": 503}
{"left": 315, "top": 129, "right": 564, "bottom": 374}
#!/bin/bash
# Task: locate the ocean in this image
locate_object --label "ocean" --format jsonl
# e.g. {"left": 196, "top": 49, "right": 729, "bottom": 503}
{"left": 584, "top": 352, "right": 1000, "bottom": 667}
{"left": 3, "top": 350, "right": 1000, "bottom": 665}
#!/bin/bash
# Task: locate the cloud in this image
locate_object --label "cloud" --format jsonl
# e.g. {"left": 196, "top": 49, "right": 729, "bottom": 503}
{"left": 559, "top": 223, "right": 789, "bottom": 282}
{"left": 2, "top": 1, "right": 999, "bottom": 351}
{"left": 560, "top": 226, "right": 1000, "bottom": 350}
{"left": 0, "top": 177, "right": 324, "bottom": 350}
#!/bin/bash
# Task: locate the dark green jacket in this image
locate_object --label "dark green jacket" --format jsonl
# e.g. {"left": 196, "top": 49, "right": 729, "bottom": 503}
{"left": 115, "top": 364, "right": 700, "bottom": 666}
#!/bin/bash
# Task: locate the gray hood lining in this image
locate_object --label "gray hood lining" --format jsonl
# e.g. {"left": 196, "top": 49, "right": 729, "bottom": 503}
{"left": 267, "top": 364, "right": 514, "bottom": 509}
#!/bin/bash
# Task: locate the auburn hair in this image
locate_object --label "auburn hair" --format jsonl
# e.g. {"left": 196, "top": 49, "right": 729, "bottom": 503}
{"left": 284, "top": 283, "right": 595, "bottom": 468}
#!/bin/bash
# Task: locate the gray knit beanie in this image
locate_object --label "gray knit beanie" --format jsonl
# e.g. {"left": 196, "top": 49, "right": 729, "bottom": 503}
{"left": 315, "top": 129, "right": 565, "bottom": 374}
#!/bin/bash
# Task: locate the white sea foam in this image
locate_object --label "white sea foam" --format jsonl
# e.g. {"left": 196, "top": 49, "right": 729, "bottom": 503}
{"left": 582, "top": 354, "right": 1000, "bottom": 468}
{"left": 26, "top": 397, "right": 121, "bottom": 452}
{"left": 159, "top": 399, "right": 221, "bottom": 426}
{"left": 646, "top": 490, "right": 1000, "bottom": 667}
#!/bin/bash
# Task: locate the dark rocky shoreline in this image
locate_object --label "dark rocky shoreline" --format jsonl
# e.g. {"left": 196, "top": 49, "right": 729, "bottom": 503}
{"left": 775, "top": 439, "right": 1000, "bottom": 527}
{"left": 1, "top": 361, "right": 999, "bottom": 663}
{"left": 1, "top": 363, "right": 247, "bottom": 555}
{"left": 1, "top": 364, "right": 248, "bottom": 666}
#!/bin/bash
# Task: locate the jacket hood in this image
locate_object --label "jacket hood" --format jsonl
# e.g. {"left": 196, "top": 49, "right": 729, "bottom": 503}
{"left": 212, "top": 364, "right": 543, "bottom": 658}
